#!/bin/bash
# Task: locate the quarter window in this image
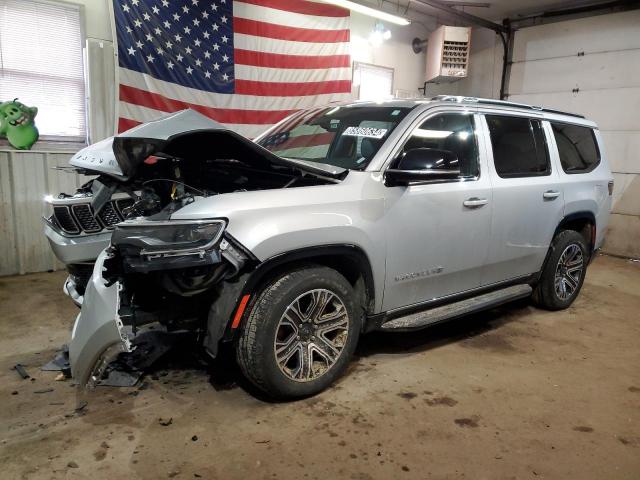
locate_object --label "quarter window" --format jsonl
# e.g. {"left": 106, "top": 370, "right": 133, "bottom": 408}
{"left": 402, "top": 113, "right": 479, "bottom": 178}
{"left": 551, "top": 123, "right": 600, "bottom": 173}
{"left": 486, "top": 115, "right": 550, "bottom": 178}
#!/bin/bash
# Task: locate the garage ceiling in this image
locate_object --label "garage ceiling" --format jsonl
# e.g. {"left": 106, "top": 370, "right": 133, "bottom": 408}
{"left": 437, "top": 0, "right": 612, "bottom": 20}
{"left": 357, "top": 0, "right": 619, "bottom": 23}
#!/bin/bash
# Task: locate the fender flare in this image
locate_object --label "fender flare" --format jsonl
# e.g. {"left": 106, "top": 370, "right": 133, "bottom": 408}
{"left": 535, "top": 211, "right": 597, "bottom": 282}
{"left": 204, "top": 244, "right": 376, "bottom": 358}
{"left": 553, "top": 211, "right": 596, "bottom": 249}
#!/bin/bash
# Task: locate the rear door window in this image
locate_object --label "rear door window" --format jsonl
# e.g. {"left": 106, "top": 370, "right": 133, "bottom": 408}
{"left": 550, "top": 123, "right": 600, "bottom": 173}
{"left": 486, "top": 115, "right": 550, "bottom": 178}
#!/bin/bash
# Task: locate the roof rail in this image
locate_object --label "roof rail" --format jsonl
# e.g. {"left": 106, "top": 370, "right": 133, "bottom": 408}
{"left": 430, "top": 95, "right": 585, "bottom": 119}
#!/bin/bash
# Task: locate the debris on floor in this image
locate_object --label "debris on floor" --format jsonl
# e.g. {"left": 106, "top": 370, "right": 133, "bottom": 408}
{"left": 33, "top": 388, "right": 54, "bottom": 394}
{"left": 41, "top": 345, "right": 71, "bottom": 378}
{"left": 13, "top": 363, "right": 30, "bottom": 379}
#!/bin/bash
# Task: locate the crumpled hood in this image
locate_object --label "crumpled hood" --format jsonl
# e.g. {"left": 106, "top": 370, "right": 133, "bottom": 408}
{"left": 69, "top": 109, "right": 345, "bottom": 180}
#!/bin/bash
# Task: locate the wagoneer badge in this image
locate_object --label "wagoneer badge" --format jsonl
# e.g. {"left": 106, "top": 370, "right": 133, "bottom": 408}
{"left": 395, "top": 266, "right": 444, "bottom": 282}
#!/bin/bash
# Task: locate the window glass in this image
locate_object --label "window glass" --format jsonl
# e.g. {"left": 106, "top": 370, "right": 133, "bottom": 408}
{"left": 486, "top": 115, "right": 550, "bottom": 177}
{"left": 551, "top": 123, "right": 600, "bottom": 173}
{"left": 354, "top": 62, "right": 394, "bottom": 101}
{"left": 258, "top": 106, "right": 412, "bottom": 170}
{"left": 401, "top": 113, "right": 479, "bottom": 177}
{"left": 0, "top": 0, "right": 86, "bottom": 140}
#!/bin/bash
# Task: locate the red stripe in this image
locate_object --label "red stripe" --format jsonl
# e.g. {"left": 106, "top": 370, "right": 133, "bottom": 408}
{"left": 235, "top": 79, "right": 351, "bottom": 96}
{"left": 119, "top": 85, "right": 294, "bottom": 124}
{"left": 270, "top": 132, "right": 335, "bottom": 150}
{"left": 236, "top": 0, "right": 349, "bottom": 17}
{"left": 118, "top": 117, "right": 141, "bottom": 133}
{"left": 235, "top": 49, "right": 350, "bottom": 69}
{"left": 234, "top": 18, "right": 349, "bottom": 43}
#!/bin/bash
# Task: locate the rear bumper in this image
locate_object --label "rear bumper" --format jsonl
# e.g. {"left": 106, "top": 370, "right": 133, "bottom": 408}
{"left": 43, "top": 221, "right": 111, "bottom": 265}
{"left": 69, "top": 250, "right": 131, "bottom": 385}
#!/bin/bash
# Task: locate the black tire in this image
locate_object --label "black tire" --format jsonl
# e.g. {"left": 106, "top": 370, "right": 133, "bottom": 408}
{"left": 235, "top": 265, "right": 361, "bottom": 399}
{"left": 533, "top": 230, "right": 589, "bottom": 310}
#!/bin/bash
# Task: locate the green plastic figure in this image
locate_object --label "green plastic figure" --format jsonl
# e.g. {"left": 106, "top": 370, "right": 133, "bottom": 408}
{"left": 0, "top": 99, "right": 39, "bottom": 150}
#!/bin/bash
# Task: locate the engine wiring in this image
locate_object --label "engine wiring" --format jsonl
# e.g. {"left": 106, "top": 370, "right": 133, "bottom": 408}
{"left": 141, "top": 178, "right": 208, "bottom": 197}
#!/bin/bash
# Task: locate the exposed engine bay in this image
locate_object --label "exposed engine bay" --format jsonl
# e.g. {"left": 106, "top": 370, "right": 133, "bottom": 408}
{"left": 92, "top": 151, "right": 334, "bottom": 220}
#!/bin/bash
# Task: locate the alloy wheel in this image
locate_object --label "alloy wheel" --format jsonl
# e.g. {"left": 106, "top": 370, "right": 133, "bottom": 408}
{"left": 554, "top": 243, "right": 584, "bottom": 301}
{"left": 274, "top": 289, "right": 349, "bottom": 382}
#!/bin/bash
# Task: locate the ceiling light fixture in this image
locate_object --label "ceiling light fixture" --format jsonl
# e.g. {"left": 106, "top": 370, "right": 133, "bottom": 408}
{"left": 322, "top": 0, "right": 411, "bottom": 26}
{"left": 369, "top": 21, "right": 392, "bottom": 46}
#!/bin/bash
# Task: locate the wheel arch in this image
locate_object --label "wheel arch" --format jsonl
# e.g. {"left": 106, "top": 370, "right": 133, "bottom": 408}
{"left": 535, "top": 211, "right": 596, "bottom": 284}
{"left": 553, "top": 211, "right": 596, "bottom": 253}
{"left": 205, "top": 244, "right": 375, "bottom": 355}
{"left": 244, "top": 244, "right": 376, "bottom": 313}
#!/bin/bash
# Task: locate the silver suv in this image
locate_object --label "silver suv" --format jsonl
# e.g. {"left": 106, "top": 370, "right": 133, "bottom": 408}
{"left": 46, "top": 97, "right": 612, "bottom": 398}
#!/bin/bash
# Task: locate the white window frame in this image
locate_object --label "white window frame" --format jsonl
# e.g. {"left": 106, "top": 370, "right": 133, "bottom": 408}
{"left": 352, "top": 61, "right": 394, "bottom": 102}
{"left": 0, "top": 0, "right": 88, "bottom": 149}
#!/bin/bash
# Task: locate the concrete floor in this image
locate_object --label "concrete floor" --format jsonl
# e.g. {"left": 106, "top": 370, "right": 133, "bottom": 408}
{"left": 0, "top": 255, "right": 638, "bottom": 479}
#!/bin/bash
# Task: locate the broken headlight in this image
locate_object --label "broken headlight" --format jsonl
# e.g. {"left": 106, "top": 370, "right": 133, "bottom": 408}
{"left": 112, "top": 219, "right": 226, "bottom": 257}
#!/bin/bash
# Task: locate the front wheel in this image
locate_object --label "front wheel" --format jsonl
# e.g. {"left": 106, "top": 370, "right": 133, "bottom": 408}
{"left": 235, "top": 266, "right": 361, "bottom": 399}
{"left": 533, "top": 230, "right": 589, "bottom": 310}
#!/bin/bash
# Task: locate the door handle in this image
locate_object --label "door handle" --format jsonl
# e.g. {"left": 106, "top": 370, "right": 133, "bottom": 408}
{"left": 543, "top": 190, "right": 561, "bottom": 200}
{"left": 463, "top": 197, "right": 488, "bottom": 208}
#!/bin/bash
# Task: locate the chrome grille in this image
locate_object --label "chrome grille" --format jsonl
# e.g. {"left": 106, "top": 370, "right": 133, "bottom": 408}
{"left": 97, "top": 201, "right": 122, "bottom": 228}
{"left": 53, "top": 206, "right": 80, "bottom": 234}
{"left": 71, "top": 204, "right": 101, "bottom": 233}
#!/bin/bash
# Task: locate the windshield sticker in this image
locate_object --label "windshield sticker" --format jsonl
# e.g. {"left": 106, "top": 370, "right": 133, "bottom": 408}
{"left": 342, "top": 126, "right": 388, "bottom": 139}
{"left": 391, "top": 109, "right": 401, "bottom": 116}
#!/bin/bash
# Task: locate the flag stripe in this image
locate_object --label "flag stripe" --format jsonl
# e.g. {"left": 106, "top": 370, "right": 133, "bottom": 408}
{"left": 235, "top": 65, "right": 351, "bottom": 83}
{"left": 236, "top": 0, "right": 349, "bottom": 17}
{"left": 119, "top": 67, "right": 352, "bottom": 111}
{"left": 120, "top": 84, "right": 294, "bottom": 124}
{"left": 235, "top": 79, "right": 351, "bottom": 96}
{"left": 234, "top": 33, "right": 349, "bottom": 56}
{"left": 234, "top": 2, "right": 348, "bottom": 30}
{"left": 234, "top": 18, "right": 349, "bottom": 43}
{"left": 118, "top": 117, "right": 141, "bottom": 132}
{"left": 235, "top": 49, "right": 350, "bottom": 69}
{"left": 120, "top": 102, "right": 272, "bottom": 138}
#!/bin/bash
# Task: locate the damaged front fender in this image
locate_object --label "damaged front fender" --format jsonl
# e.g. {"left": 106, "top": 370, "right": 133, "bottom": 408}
{"left": 69, "top": 250, "right": 132, "bottom": 386}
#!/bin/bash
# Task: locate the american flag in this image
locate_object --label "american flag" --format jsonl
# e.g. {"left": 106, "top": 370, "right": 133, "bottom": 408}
{"left": 113, "top": 0, "right": 352, "bottom": 138}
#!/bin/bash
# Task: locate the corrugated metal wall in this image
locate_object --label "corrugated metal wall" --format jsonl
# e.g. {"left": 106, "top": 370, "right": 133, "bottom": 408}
{"left": 0, "top": 149, "right": 90, "bottom": 276}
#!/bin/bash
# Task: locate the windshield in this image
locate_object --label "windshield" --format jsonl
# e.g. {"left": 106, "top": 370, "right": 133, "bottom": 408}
{"left": 257, "top": 105, "right": 413, "bottom": 170}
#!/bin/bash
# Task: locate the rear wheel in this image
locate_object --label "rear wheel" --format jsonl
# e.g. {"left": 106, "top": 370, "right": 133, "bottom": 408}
{"left": 235, "top": 266, "right": 361, "bottom": 399}
{"left": 533, "top": 230, "right": 588, "bottom": 310}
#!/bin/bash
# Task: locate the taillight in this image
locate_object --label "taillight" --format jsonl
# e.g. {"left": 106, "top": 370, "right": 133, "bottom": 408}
{"left": 608, "top": 180, "right": 614, "bottom": 196}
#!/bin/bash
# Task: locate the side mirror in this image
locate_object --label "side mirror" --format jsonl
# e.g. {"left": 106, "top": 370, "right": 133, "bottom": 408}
{"left": 385, "top": 148, "right": 460, "bottom": 186}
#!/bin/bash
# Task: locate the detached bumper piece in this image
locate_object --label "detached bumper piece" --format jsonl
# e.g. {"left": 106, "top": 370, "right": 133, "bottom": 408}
{"left": 93, "top": 330, "right": 190, "bottom": 387}
{"left": 69, "top": 251, "right": 132, "bottom": 386}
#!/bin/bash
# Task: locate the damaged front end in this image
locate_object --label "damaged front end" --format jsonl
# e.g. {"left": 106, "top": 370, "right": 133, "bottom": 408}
{"left": 65, "top": 109, "right": 345, "bottom": 386}
{"left": 69, "top": 218, "right": 253, "bottom": 387}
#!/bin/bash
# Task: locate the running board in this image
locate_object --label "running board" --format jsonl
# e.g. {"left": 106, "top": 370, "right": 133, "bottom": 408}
{"left": 380, "top": 284, "right": 532, "bottom": 331}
